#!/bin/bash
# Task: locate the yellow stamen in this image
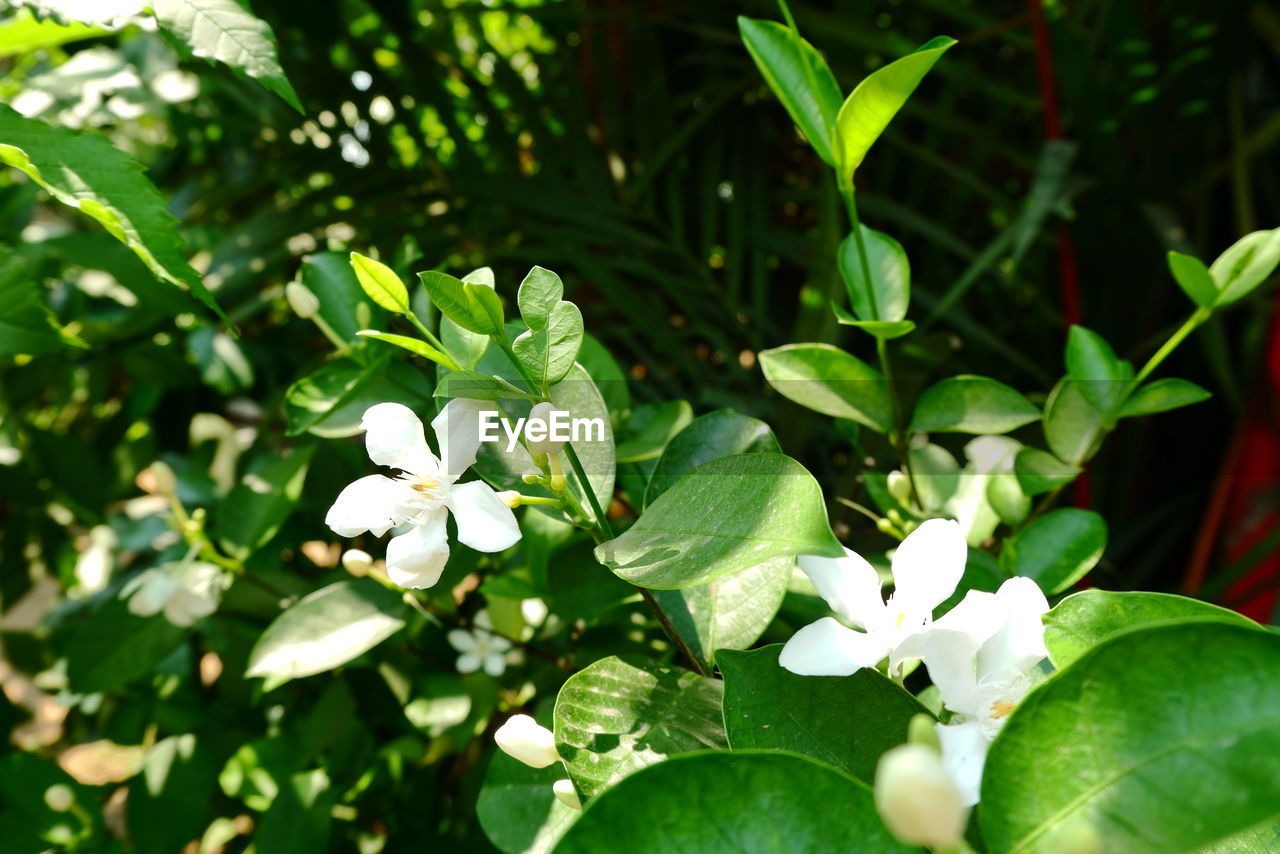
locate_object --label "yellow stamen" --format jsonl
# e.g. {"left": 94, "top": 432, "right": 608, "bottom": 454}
{"left": 990, "top": 701, "right": 1016, "bottom": 719}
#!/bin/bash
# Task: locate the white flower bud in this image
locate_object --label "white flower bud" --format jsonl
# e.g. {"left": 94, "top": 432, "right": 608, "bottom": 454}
{"left": 887, "top": 470, "right": 913, "bottom": 505}
{"left": 495, "top": 490, "right": 521, "bottom": 509}
{"left": 552, "top": 779, "right": 581, "bottom": 810}
{"left": 341, "top": 549, "right": 373, "bottom": 576}
{"left": 148, "top": 461, "right": 176, "bottom": 495}
{"left": 494, "top": 714, "right": 560, "bottom": 769}
{"left": 44, "top": 784, "right": 74, "bottom": 812}
{"left": 285, "top": 282, "right": 321, "bottom": 319}
{"left": 874, "top": 743, "right": 969, "bottom": 848}
{"left": 525, "top": 402, "right": 564, "bottom": 456}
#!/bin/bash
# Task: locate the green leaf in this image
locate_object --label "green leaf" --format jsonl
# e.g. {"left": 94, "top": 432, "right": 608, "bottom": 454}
{"left": 719, "top": 644, "right": 928, "bottom": 782}
{"left": 0, "top": 251, "right": 73, "bottom": 357}
{"left": 909, "top": 375, "right": 1040, "bottom": 434}
{"left": 357, "top": 329, "right": 461, "bottom": 372}
{"left": 283, "top": 356, "right": 431, "bottom": 438}
{"left": 615, "top": 400, "right": 694, "bottom": 463}
{"left": 595, "top": 453, "right": 843, "bottom": 589}
{"left": 254, "top": 769, "right": 333, "bottom": 854}
{"left": 477, "top": 749, "right": 578, "bottom": 854}
{"left": 555, "top": 751, "right": 917, "bottom": 854}
{"left": 553, "top": 656, "right": 726, "bottom": 799}
{"left": 832, "top": 304, "right": 916, "bottom": 339}
{"left": 419, "top": 269, "right": 505, "bottom": 335}
{"left": 516, "top": 265, "right": 563, "bottom": 331}
{"left": 153, "top": 0, "right": 301, "bottom": 112}
{"left": 0, "top": 105, "right": 226, "bottom": 323}
{"left": 0, "top": 11, "right": 105, "bottom": 58}
{"left": 737, "top": 17, "right": 843, "bottom": 166}
{"left": 1014, "top": 447, "right": 1079, "bottom": 495}
{"left": 299, "top": 251, "right": 382, "bottom": 342}
{"left": 1042, "top": 378, "right": 1104, "bottom": 465}
{"left": 1209, "top": 228, "right": 1280, "bottom": 306}
{"left": 832, "top": 35, "right": 956, "bottom": 177}
{"left": 1065, "top": 325, "right": 1133, "bottom": 414}
{"left": 1119, "top": 377, "right": 1212, "bottom": 418}
{"left": 62, "top": 596, "right": 187, "bottom": 693}
{"left": 644, "top": 408, "right": 779, "bottom": 506}
{"left": 216, "top": 445, "right": 315, "bottom": 561}
{"left": 1166, "top": 250, "right": 1217, "bottom": 309}
{"left": 443, "top": 267, "right": 499, "bottom": 367}
{"left": 350, "top": 251, "right": 410, "bottom": 314}
{"left": 1043, "top": 589, "right": 1260, "bottom": 669}
{"left": 511, "top": 300, "right": 584, "bottom": 387}
{"left": 759, "top": 343, "right": 892, "bottom": 433}
{"left": 435, "top": 370, "right": 539, "bottom": 401}
{"left": 128, "top": 734, "right": 217, "bottom": 854}
{"left": 982, "top": 621, "right": 1280, "bottom": 854}
{"left": 651, "top": 557, "right": 792, "bottom": 672}
{"left": 837, "top": 224, "right": 910, "bottom": 322}
{"left": 246, "top": 580, "right": 408, "bottom": 686}
{"left": 1001, "top": 508, "right": 1105, "bottom": 594}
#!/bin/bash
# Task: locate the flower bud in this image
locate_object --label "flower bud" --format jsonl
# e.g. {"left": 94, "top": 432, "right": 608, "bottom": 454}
{"left": 494, "top": 714, "right": 560, "bottom": 769}
{"left": 887, "top": 470, "right": 913, "bottom": 505}
{"left": 907, "top": 713, "right": 941, "bottom": 751}
{"left": 44, "top": 784, "right": 74, "bottom": 813}
{"left": 874, "top": 743, "right": 969, "bottom": 848}
{"left": 148, "top": 461, "right": 176, "bottom": 495}
{"left": 525, "top": 402, "right": 564, "bottom": 456}
{"left": 285, "top": 282, "right": 321, "bottom": 319}
{"left": 341, "top": 549, "right": 373, "bottom": 576}
{"left": 552, "top": 778, "right": 581, "bottom": 810}
{"left": 495, "top": 490, "right": 521, "bottom": 509}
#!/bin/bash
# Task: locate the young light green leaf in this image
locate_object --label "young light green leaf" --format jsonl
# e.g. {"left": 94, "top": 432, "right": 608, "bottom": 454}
{"left": 349, "top": 252, "right": 410, "bottom": 314}
{"left": 418, "top": 270, "right": 505, "bottom": 336}
{"left": 832, "top": 35, "right": 956, "bottom": 177}
{"left": 434, "top": 370, "right": 538, "bottom": 401}
{"left": 831, "top": 305, "right": 916, "bottom": 340}
{"left": 909, "top": 375, "right": 1040, "bottom": 434}
{"left": 511, "top": 300, "right": 584, "bottom": 387}
{"left": 595, "top": 453, "right": 843, "bottom": 589}
{"left": 1000, "top": 507, "right": 1105, "bottom": 594}
{"left": 246, "top": 580, "right": 408, "bottom": 686}
{"left": 1166, "top": 250, "right": 1217, "bottom": 309}
{"left": 517, "top": 266, "right": 564, "bottom": 332}
{"left": 1209, "top": 227, "right": 1280, "bottom": 306}
{"left": 1065, "top": 325, "right": 1132, "bottom": 414}
{"left": 1118, "top": 377, "right": 1211, "bottom": 418}
{"left": 216, "top": 445, "right": 315, "bottom": 560}
{"left": 553, "top": 656, "right": 726, "bottom": 799}
{"left": 719, "top": 644, "right": 929, "bottom": 782}
{"left": 1042, "top": 378, "right": 1104, "bottom": 465}
{"left": 1014, "top": 447, "right": 1079, "bottom": 496}
{"left": 1044, "top": 589, "right": 1260, "bottom": 669}
{"left": 982, "top": 622, "right": 1280, "bottom": 854}
{"left": 356, "top": 330, "right": 461, "bottom": 372}
{"left": 555, "top": 752, "right": 916, "bottom": 854}
{"left": 0, "top": 105, "right": 227, "bottom": 323}
{"left": 738, "top": 17, "right": 843, "bottom": 166}
{"left": 837, "top": 224, "right": 910, "bottom": 322}
{"left": 645, "top": 408, "right": 779, "bottom": 506}
{"left": 759, "top": 343, "right": 893, "bottom": 433}
{"left": 615, "top": 400, "right": 694, "bottom": 464}
{"left": 0, "top": 12, "right": 106, "bottom": 58}
{"left": 153, "top": 0, "right": 302, "bottom": 112}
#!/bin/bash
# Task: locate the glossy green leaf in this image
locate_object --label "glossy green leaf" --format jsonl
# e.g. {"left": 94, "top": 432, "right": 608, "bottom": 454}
{"left": 651, "top": 557, "right": 792, "bottom": 671}
{"left": 357, "top": 330, "right": 461, "bottom": 372}
{"left": 477, "top": 748, "right": 578, "bottom": 854}
{"left": 62, "top": 596, "right": 187, "bottom": 693}
{"left": 759, "top": 343, "right": 892, "bottom": 433}
{"left": 435, "top": 370, "right": 538, "bottom": 401}
{"left": 511, "top": 300, "right": 584, "bottom": 387}
{"left": 1119, "top": 377, "right": 1212, "bottom": 418}
{"left": 832, "top": 35, "right": 956, "bottom": 177}
{"left": 1065, "top": 325, "right": 1132, "bottom": 414}
{"left": 216, "top": 445, "right": 315, "bottom": 561}
{"left": 0, "top": 105, "right": 226, "bottom": 323}
{"left": 909, "top": 375, "right": 1040, "bottom": 434}
{"left": 1043, "top": 589, "right": 1260, "bottom": 669}
{"left": 299, "top": 251, "right": 381, "bottom": 342}
{"left": 1042, "top": 378, "right": 1104, "bottom": 465}
{"left": 719, "top": 644, "right": 928, "bottom": 782}
{"left": 595, "top": 453, "right": 843, "bottom": 589}
{"left": 832, "top": 304, "right": 916, "bottom": 339}
{"left": 553, "top": 655, "right": 726, "bottom": 799}
{"left": 153, "top": 0, "right": 301, "bottom": 112}
{"left": 1014, "top": 447, "right": 1079, "bottom": 495}
{"left": 283, "top": 356, "right": 431, "bottom": 438}
{"left": 615, "top": 400, "right": 694, "bottom": 463}
{"left": 516, "top": 265, "right": 563, "bottom": 331}
{"left": 419, "top": 269, "right": 505, "bottom": 335}
{"left": 1209, "top": 228, "right": 1280, "bottom": 306}
{"left": 0, "top": 12, "right": 105, "bottom": 58}
{"left": 555, "top": 751, "right": 916, "bottom": 854}
{"left": 738, "top": 17, "right": 843, "bottom": 166}
{"left": 982, "top": 622, "right": 1280, "bottom": 854}
{"left": 837, "top": 224, "right": 910, "bottom": 322}
{"left": 246, "top": 580, "right": 408, "bottom": 686}
{"left": 0, "top": 251, "right": 73, "bottom": 357}
{"left": 645, "top": 408, "right": 779, "bottom": 506}
{"left": 1166, "top": 250, "right": 1217, "bottom": 309}
{"left": 128, "top": 734, "right": 217, "bottom": 854}
{"left": 349, "top": 251, "right": 410, "bottom": 314}
{"left": 1001, "top": 508, "right": 1105, "bottom": 594}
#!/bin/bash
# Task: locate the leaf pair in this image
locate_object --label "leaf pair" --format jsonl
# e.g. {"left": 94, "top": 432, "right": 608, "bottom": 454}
{"left": 1168, "top": 228, "right": 1280, "bottom": 310}
{"left": 511, "top": 266, "right": 584, "bottom": 389}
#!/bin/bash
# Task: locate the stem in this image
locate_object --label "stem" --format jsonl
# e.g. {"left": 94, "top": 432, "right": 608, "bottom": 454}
{"left": 640, "top": 588, "right": 708, "bottom": 676}
{"left": 405, "top": 311, "right": 451, "bottom": 358}
{"left": 563, "top": 443, "right": 613, "bottom": 539}
{"left": 1132, "top": 308, "right": 1210, "bottom": 387}
{"left": 311, "top": 313, "right": 350, "bottom": 354}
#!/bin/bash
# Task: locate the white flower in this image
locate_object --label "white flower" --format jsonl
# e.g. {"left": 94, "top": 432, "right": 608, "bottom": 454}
{"left": 494, "top": 714, "right": 560, "bottom": 768}
{"left": 447, "top": 626, "right": 512, "bottom": 676}
{"left": 126, "top": 562, "right": 223, "bottom": 627}
{"left": 896, "top": 576, "right": 1051, "bottom": 805}
{"left": 552, "top": 779, "right": 582, "bottom": 810}
{"left": 874, "top": 742, "right": 969, "bottom": 847}
{"left": 779, "top": 519, "right": 967, "bottom": 677}
{"left": 325, "top": 400, "right": 521, "bottom": 589}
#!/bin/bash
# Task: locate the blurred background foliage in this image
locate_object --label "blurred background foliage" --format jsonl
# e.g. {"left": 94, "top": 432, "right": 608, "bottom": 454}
{"left": 1, "top": 0, "right": 1279, "bottom": 850}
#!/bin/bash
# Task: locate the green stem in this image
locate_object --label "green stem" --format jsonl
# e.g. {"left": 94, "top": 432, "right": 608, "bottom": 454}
{"left": 1132, "top": 308, "right": 1210, "bottom": 387}
{"left": 563, "top": 443, "right": 613, "bottom": 539}
{"left": 640, "top": 587, "right": 708, "bottom": 676}
{"left": 405, "top": 311, "right": 453, "bottom": 360}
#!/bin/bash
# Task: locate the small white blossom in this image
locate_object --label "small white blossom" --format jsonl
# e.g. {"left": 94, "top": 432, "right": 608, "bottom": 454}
{"left": 340, "top": 549, "right": 373, "bottom": 576}
{"left": 552, "top": 779, "right": 581, "bottom": 810}
{"left": 126, "top": 562, "right": 223, "bottom": 627}
{"left": 874, "top": 743, "right": 969, "bottom": 847}
{"left": 448, "top": 627, "right": 512, "bottom": 676}
{"left": 494, "top": 714, "right": 560, "bottom": 769}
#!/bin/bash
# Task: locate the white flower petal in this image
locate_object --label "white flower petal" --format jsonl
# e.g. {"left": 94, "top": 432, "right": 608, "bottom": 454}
{"left": 798, "top": 548, "right": 884, "bottom": 629}
{"left": 889, "top": 518, "right": 967, "bottom": 616}
{"left": 912, "top": 628, "right": 987, "bottom": 719}
{"left": 483, "top": 654, "right": 506, "bottom": 676}
{"left": 874, "top": 743, "right": 969, "bottom": 847}
{"left": 552, "top": 779, "right": 582, "bottom": 810}
{"left": 446, "top": 480, "right": 521, "bottom": 553}
{"left": 431, "top": 398, "right": 488, "bottom": 479}
{"left": 456, "top": 652, "right": 482, "bottom": 673}
{"left": 494, "top": 715, "right": 560, "bottom": 768}
{"left": 935, "top": 720, "right": 992, "bottom": 807}
{"left": 126, "top": 570, "right": 177, "bottom": 618}
{"left": 325, "top": 474, "right": 412, "bottom": 538}
{"left": 447, "top": 629, "right": 477, "bottom": 653}
{"left": 361, "top": 402, "right": 438, "bottom": 474}
{"left": 778, "top": 617, "right": 892, "bottom": 676}
{"left": 385, "top": 509, "right": 450, "bottom": 589}
{"left": 976, "top": 576, "right": 1050, "bottom": 681}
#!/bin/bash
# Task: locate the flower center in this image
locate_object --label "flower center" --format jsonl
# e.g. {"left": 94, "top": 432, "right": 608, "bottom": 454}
{"left": 990, "top": 700, "right": 1016, "bottom": 719}
{"left": 411, "top": 476, "right": 441, "bottom": 496}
